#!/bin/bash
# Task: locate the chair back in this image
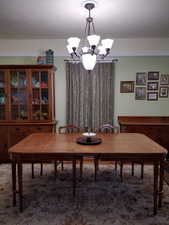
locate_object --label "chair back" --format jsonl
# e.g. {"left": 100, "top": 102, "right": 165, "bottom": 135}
{"left": 99, "top": 124, "right": 119, "bottom": 133}
{"left": 58, "top": 124, "right": 79, "bottom": 133}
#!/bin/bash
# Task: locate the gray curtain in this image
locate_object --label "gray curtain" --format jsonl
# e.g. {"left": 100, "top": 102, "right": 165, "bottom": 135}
{"left": 66, "top": 62, "right": 114, "bottom": 131}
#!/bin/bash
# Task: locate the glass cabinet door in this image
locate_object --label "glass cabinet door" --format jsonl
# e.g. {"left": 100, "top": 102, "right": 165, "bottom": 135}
{"left": 0, "top": 71, "right": 6, "bottom": 120}
{"left": 10, "top": 70, "right": 28, "bottom": 120}
{"left": 31, "top": 71, "right": 49, "bottom": 120}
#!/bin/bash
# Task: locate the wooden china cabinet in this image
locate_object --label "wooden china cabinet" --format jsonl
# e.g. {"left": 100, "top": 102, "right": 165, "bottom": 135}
{"left": 0, "top": 65, "right": 56, "bottom": 162}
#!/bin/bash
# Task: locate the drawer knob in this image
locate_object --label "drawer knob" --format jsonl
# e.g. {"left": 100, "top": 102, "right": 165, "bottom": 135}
{"left": 37, "top": 127, "right": 42, "bottom": 130}
{"left": 15, "top": 128, "right": 20, "bottom": 131}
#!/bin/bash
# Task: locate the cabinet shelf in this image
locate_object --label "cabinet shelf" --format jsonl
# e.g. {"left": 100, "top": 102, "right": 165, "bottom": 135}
{"left": 32, "top": 103, "right": 49, "bottom": 105}
{"left": 32, "top": 87, "right": 48, "bottom": 89}
{"left": 11, "top": 104, "right": 27, "bottom": 106}
{"left": 11, "top": 86, "right": 27, "bottom": 89}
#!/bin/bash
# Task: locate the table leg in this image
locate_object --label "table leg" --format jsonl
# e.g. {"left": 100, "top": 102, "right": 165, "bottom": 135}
{"left": 114, "top": 161, "right": 118, "bottom": 171}
{"left": 158, "top": 160, "right": 164, "bottom": 208}
{"left": 94, "top": 157, "right": 99, "bottom": 181}
{"left": 141, "top": 162, "right": 144, "bottom": 179}
{"left": 17, "top": 161, "right": 23, "bottom": 212}
{"left": 12, "top": 161, "right": 16, "bottom": 206}
{"left": 79, "top": 157, "right": 83, "bottom": 181}
{"left": 54, "top": 161, "right": 58, "bottom": 176}
{"left": 31, "top": 163, "right": 34, "bottom": 179}
{"left": 120, "top": 161, "right": 123, "bottom": 182}
{"left": 40, "top": 162, "right": 43, "bottom": 176}
{"left": 153, "top": 161, "right": 159, "bottom": 215}
{"left": 131, "top": 162, "right": 134, "bottom": 176}
{"left": 72, "top": 158, "right": 76, "bottom": 197}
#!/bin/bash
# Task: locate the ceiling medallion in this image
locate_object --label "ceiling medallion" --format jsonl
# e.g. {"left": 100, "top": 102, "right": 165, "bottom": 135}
{"left": 66, "top": 0, "right": 114, "bottom": 70}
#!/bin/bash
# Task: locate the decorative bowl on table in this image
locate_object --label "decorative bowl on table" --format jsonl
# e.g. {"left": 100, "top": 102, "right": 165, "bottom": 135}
{"left": 76, "top": 132, "right": 102, "bottom": 145}
{"left": 83, "top": 132, "right": 96, "bottom": 139}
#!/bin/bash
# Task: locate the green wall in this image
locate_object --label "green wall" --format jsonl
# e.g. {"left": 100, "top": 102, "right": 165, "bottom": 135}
{"left": 114, "top": 56, "right": 169, "bottom": 124}
{"left": 0, "top": 56, "right": 169, "bottom": 126}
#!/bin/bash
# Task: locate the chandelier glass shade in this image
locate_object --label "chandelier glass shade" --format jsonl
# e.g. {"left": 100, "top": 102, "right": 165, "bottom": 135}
{"left": 82, "top": 54, "right": 96, "bottom": 70}
{"left": 66, "top": 1, "right": 114, "bottom": 70}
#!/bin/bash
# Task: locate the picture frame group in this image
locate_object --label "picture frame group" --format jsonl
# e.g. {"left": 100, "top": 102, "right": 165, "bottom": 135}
{"left": 121, "top": 72, "right": 169, "bottom": 101}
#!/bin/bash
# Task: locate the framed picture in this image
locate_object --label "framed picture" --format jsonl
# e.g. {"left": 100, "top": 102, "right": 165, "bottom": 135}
{"left": 147, "top": 82, "right": 158, "bottom": 91}
{"left": 136, "top": 72, "right": 147, "bottom": 85}
{"left": 120, "top": 81, "right": 134, "bottom": 93}
{"left": 159, "top": 87, "right": 168, "bottom": 98}
{"left": 147, "top": 92, "right": 158, "bottom": 101}
{"left": 160, "top": 74, "right": 169, "bottom": 85}
{"left": 135, "top": 87, "right": 146, "bottom": 100}
{"left": 148, "top": 72, "right": 159, "bottom": 80}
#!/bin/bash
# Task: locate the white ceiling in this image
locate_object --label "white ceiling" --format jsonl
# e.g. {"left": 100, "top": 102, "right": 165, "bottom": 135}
{"left": 0, "top": 0, "right": 169, "bottom": 39}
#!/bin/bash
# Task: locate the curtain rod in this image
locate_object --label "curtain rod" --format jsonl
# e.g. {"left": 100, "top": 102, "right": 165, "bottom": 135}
{"left": 64, "top": 59, "right": 118, "bottom": 63}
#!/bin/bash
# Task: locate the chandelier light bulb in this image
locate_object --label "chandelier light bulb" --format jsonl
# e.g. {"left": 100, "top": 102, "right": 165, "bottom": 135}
{"left": 87, "top": 35, "right": 100, "bottom": 47}
{"left": 98, "top": 45, "right": 106, "bottom": 55}
{"left": 82, "top": 47, "right": 89, "bottom": 53}
{"left": 101, "top": 39, "right": 114, "bottom": 49}
{"left": 82, "top": 54, "right": 96, "bottom": 70}
{"left": 67, "top": 37, "right": 80, "bottom": 48}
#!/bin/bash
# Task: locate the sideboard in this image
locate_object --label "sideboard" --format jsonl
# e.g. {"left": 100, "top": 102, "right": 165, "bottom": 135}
{"left": 118, "top": 116, "right": 169, "bottom": 150}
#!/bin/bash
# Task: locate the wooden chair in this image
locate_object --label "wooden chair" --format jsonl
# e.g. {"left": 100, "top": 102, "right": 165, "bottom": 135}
{"left": 94, "top": 124, "right": 120, "bottom": 181}
{"left": 31, "top": 161, "right": 43, "bottom": 178}
{"left": 59, "top": 124, "right": 79, "bottom": 134}
{"left": 31, "top": 155, "right": 60, "bottom": 178}
{"left": 94, "top": 124, "right": 144, "bottom": 181}
{"left": 58, "top": 124, "right": 83, "bottom": 179}
{"left": 32, "top": 125, "right": 83, "bottom": 178}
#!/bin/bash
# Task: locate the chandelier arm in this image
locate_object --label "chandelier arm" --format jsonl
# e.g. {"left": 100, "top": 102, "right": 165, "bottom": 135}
{"left": 105, "top": 48, "right": 110, "bottom": 57}
{"left": 82, "top": 19, "right": 89, "bottom": 50}
{"left": 74, "top": 52, "right": 80, "bottom": 58}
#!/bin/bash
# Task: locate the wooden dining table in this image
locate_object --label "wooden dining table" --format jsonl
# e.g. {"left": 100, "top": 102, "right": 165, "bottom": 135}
{"left": 9, "top": 132, "right": 166, "bottom": 214}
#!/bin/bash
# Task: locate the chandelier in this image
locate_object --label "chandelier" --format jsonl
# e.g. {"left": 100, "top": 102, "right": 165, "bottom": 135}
{"left": 66, "top": 0, "right": 114, "bottom": 71}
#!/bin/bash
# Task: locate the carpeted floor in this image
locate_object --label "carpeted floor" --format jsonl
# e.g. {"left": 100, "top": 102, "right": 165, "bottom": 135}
{"left": 0, "top": 163, "right": 169, "bottom": 225}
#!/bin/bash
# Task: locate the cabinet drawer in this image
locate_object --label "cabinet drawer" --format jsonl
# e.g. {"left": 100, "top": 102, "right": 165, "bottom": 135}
{"left": 9, "top": 126, "right": 30, "bottom": 135}
{"left": 9, "top": 126, "right": 31, "bottom": 147}
{"left": 0, "top": 126, "right": 8, "bottom": 148}
{"left": 31, "top": 125, "right": 53, "bottom": 133}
